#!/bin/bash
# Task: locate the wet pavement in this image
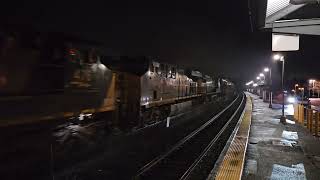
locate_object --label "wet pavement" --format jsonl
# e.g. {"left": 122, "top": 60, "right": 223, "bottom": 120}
{"left": 242, "top": 93, "right": 320, "bottom": 180}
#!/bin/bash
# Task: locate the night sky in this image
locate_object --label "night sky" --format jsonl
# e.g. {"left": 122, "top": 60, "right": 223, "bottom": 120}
{"left": 1, "top": 1, "right": 320, "bottom": 87}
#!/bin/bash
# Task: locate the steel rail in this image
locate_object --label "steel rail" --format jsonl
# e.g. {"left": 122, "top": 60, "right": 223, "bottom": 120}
{"left": 134, "top": 94, "right": 241, "bottom": 178}
{"left": 179, "top": 93, "right": 245, "bottom": 180}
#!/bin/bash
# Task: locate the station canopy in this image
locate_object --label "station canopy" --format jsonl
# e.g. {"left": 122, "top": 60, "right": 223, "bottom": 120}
{"left": 257, "top": 0, "right": 320, "bottom": 35}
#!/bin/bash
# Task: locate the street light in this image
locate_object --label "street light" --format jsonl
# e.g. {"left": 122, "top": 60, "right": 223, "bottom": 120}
{"left": 259, "top": 72, "right": 267, "bottom": 101}
{"left": 309, "top": 79, "right": 315, "bottom": 97}
{"left": 273, "top": 54, "right": 286, "bottom": 124}
{"left": 259, "top": 73, "right": 265, "bottom": 83}
{"left": 273, "top": 54, "right": 281, "bottom": 60}
{"left": 299, "top": 87, "right": 305, "bottom": 100}
{"left": 294, "top": 84, "right": 299, "bottom": 96}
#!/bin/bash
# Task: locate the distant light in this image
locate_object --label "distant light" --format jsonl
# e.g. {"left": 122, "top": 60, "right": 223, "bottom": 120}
{"left": 69, "top": 48, "right": 76, "bottom": 56}
{"left": 253, "top": 83, "right": 258, "bottom": 87}
{"left": 147, "top": 70, "right": 151, "bottom": 76}
{"left": 264, "top": 68, "right": 269, "bottom": 72}
{"left": 98, "top": 63, "right": 106, "bottom": 70}
{"left": 295, "top": 84, "right": 299, "bottom": 87}
{"left": 273, "top": 54, "right": 284, "bottom": 61}
{"left": 79, "top": 113, "right": 84, "bottom": 121}
{"left": 246, "top": 81, "right": 254, "bottom": 86}
{"left": 84, "top": 113, "right": 92, "bottom": 117}
{"left": 287, "top": 96, "right": 296, "bottom": 104}
{"left": 273, "top": 54, "right": 281, "bottom": 60}
{"left": 292, "top": 89, "right": 295, "bottom": 92}
{"left": 259, "top": 73, "right": 264, "bottom": 77}
{"left": 309, "top": 79, "right": 315, "bottom": 84}
{"left": 256, "top": 77, "right": 260, "bottom": 80}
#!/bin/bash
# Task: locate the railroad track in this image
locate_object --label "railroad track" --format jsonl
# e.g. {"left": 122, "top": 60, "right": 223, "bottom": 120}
{"left": 134, "top": 93, "right": 246, "bottom": 180}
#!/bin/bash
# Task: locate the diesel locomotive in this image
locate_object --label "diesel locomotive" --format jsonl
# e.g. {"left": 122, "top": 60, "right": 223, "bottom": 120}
{"left": 0, "top": 28, "right": 235, "bottom": 129}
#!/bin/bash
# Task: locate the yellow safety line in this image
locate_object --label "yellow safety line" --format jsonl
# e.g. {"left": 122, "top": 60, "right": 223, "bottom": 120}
{"left": 214, "top": 95, "right": 252, "bottom": 180}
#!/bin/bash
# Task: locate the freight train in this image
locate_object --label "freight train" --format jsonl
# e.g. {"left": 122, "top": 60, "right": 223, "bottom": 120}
{"left": 0, "top": 28, "right": 235, "bottom": 129}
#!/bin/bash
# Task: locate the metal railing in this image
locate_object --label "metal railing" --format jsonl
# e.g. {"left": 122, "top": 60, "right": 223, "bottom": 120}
{"left": 294, "top": 104, "right": 320, "bottom": 137}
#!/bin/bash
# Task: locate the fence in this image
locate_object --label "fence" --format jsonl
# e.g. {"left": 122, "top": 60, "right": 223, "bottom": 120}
{"left": 294, "top": 104, "right": 320, "bottom": 137}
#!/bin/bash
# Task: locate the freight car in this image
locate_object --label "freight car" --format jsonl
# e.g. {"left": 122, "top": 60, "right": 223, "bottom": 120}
{"left": 0, "top": 27, "right": 235, "bottom": 130}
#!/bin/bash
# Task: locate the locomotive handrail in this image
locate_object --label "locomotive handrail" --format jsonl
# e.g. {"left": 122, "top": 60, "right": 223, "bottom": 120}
{"left": 134, "top": 94, "right": 241, "bottom": 178}
{"left": 144, "top": 94, "right": 203, "bottom": 108}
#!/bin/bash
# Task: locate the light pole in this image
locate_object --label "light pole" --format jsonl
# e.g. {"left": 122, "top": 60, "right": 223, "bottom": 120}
{"left": 299, "top": 87, "right": 304, "bottom": 101}
{"left": 294, "top": 84, "right": 299, "bottom": 96}
{"left": 274, "top": 54, "right": 286, "bottom": 124}
{"left": 259, "top": 73, "right": 265, "bottom": 82}
{"left": 264, "top": 67, "right": 272, "bottom": 108}
{"left": 259, "top": 73, "right": 266, "bottom": 100}
{"left": 309, "top": 79, "right": 315, "bottom": 97}
{"left": 256, "top": 76, "right": 261, "bottom": 96}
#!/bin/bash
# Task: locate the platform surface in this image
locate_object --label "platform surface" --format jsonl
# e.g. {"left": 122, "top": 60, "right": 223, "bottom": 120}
{"left": 242, "top": 93, "right": 320, "bottom": 180}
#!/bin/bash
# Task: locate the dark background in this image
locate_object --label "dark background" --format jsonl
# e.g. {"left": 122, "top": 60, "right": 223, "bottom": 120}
{"left": 1, "top": 0, "right": 320, "bottom": 88}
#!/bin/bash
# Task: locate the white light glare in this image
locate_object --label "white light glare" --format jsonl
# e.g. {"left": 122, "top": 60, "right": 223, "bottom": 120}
{"left": 273, "top": 54, "right": 284, "bottom": 61}
{"left": 287, "top": 96, "right": 296, "bottom": 104}
{"left": 309, "top": 79, "right": 315, "bottom": 84}
{"left": 253, "top": 83, "right": 258, "bottom": 87}
{"left": 98, "top": 63, "right": 106, "bottom": 70}
{"left": 259, "top": 73, "right": 264, "bottom": 77}
{"left": 273, "top": 54, "right": 281, "bottom": 60}
{"left": 256, "top": 77, "right": 260, "bottom": 80}
{"left": 264, "top": 68, "right": 269, "bottom": 72}
{"left": 246, "top": 81, "right": 254, "bottom": 86}
{"left": 79, "top": 113, "right": 84, "bottom": 121}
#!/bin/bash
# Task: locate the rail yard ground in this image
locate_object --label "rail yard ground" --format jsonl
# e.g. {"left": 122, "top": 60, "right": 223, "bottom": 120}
{"left": 0, "top": 95, "right": 236, "bottom": 180}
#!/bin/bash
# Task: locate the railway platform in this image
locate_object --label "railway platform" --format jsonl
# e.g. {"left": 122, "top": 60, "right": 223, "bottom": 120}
{"left": 212, "top": 92, "right": 320, "bottom": 180}
{"left": 240, "top": 93, "right": 320, "bottom": 180}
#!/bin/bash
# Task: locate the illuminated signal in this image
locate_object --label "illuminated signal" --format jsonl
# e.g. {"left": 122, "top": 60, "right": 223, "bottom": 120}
{"left": 69, "top": 48, "right": 76, "bottom": 56}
